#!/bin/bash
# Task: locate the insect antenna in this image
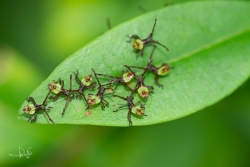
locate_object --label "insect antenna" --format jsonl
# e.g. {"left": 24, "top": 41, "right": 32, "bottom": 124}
{"left": 150, "top": 18, "right": 157, "bottom": 37}
{"left": 91, "top": 68, "right": 102, "bottom": 88}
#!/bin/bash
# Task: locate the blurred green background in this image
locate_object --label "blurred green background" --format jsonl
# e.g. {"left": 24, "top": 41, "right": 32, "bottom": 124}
{"left": 1, "top": 0, "right": 250, "bottom": 166}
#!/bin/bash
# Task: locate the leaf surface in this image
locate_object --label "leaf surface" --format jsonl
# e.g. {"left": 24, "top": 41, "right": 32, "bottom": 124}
{"left": 18, "top": 1, "right": 250, "bottom": 126}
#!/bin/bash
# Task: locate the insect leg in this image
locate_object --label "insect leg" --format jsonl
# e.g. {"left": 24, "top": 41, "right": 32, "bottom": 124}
{"left": 62, "top": 96, "right": 71, "bottom": 116}
{"left": 127, "top": 34, "right": 140, "bottom": 42}
{"left": 26, "top": 97, "right": 37, "bottom": 105}
{"left": 44, "top": 109, "right": 55, "bottom": 125}
{"left": 113, "top": 105, "right": 128, "bottom": 112}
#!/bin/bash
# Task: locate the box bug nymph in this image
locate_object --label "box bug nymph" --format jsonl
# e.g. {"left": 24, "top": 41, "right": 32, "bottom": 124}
{"left": 95, "top": 70, "right": 135, "bottom": 94}
{"left": 129, "top": 46, "right": 171, "bottom": 88}
{"left": 86, "top": 68, "right": 113, "bottom": 110}
{"left": 127, "top": 18, "right": 169, "bottom": 57}
{"left": 71, "top": 70, "right": 96, "bottom": 108}
{"left": 113, "top": 94, "right": 146, "bottom": 126}
{"left": 23, "top": 91, "right": 55, "bottom": 125}
{"left": 124, "top": 59, "right": 154, "bottom": 99}
{"left": 48, "top": 75, "right": 74, "bottom": 116}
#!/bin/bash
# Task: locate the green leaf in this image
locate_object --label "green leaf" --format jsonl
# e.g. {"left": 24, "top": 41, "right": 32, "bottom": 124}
{"left": 18, "top": 1, "right": 250, "bottom": 126}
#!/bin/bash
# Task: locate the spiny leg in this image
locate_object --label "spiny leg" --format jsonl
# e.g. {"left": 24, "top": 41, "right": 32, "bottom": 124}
{"left": 152, "top": 40, "right": 169, "bottom": 51}
{"left": 124, "top": 65, "right": 136, "bottom": 75}
{"left": 137, "top": 48, "right": 145, "bottom": 58}
{"left": 147, "top": 85, "right": 154, "bottom": 91}
{"left": 134, "top": 101, "right": 143, "bottom": 106}
{"left": 26, "top": 97, "right": 37, "bottom": 105}
{"left": 96, "top": 73, "right": 115, "bottom": 79}
{"left": 99, "top": 97, "right": 109, "bottom": 110}
{"left": 111, "top": 82, "right": 119, "bottom": 95}
{"left": 100, "top": 101, "right": 106, "bottom": 110}
{"left": 82, "top": 93, "right": 92, "bottom": 109}
{"left": 113, "top": 105, "right": 128, "bottom": 112}
{"left": 74, "top": 70, "right": 82, "bottom": 83}
{"left": 129, "top": 65, "right": 144, "bottom": 70}
{"left": 69, "top": 74, "right": 72, "bottom": 91}
{"left": 62, "top": 96, "right": 71, "bottom": 116}
{"left": 96, "top": 73, "right": 117, "bottom": 87}
{"left": 29, "top": 112, "right": 38, "bottom": 123}
{"left": 87, "top": 85, "right": 96, "bottom": 89}
{"left": 141, "top": 59, "right": 153, "bottom": 77}
{"left": 127, "top": 34, "right": 140, "bottom": 42}
{"left": 50, "top": 93, "right": 61, "bottom": 100}
{"left": 130, "top": 44, "right": 155, "bottom": 70}
{"left": 70, "top": 89, "right": 81, "bottom": 99}
{"left": 44, "top": 109, "right": 55, "bottom": 125}
{"left": 125, "top": 60, "right": 151, "bottom": 79}
{"left": 130, "top": 82, "right": 139, "bottom": 97}
{"left": 113, "top": 94, "right": 127, "bottom": 101}
{"left": 102, "top": 81, "right": 114, "bottom": 87}
{"left": 54, "top": 78, "right": 61, "bottom": 84}
{"left": 149, "top": 45, "right": 157, "bottom": 59}
{"left": 127, "top": 110, "right": 132, "bottom": 126}
{"left": 60, "top": 79, "right": 64, "bottom": 88}
{"left": 91, "top": 68, "right": 102, "bottom": 87}
{"left": 154, "top": 75, "right": 163, "bottom": 89}
{"left": 102, "top": 98, "right": 109, "bottom": 107}
{"left": 42, "top": 91, "right": 51, "bottom": 105}
{"left": 122, "top": 83, "right": 132, "bottom": 91}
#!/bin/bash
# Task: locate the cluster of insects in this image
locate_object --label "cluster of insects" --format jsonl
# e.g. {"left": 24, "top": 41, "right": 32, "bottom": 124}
{"left": 23, "top": 18, "right": 171, "bottom": 126}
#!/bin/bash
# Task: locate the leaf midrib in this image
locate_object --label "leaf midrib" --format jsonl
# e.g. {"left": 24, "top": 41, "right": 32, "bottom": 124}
{"left": 169, "top": 27, "right": 250, "bottom": 64}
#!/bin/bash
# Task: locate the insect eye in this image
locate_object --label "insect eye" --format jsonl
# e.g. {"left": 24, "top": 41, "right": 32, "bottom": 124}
{"left": 133, "top": 39, "right": 144, "bottom": 50}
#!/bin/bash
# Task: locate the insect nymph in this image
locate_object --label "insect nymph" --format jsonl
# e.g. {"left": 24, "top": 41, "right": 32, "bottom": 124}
{"left": 48, "top": 75, "right": 74, "bottom": 116}
{"left": 23, "top": 92, "right": 55, "bottom": 125}
{"left": 127, "top": 18, "right": 169, "bottom": 57}
{"left": 129, "top": 46, "right": 171, "bottom": 88}
{"left": 71, "top": 70, "right": 95, "bottom": 108}
{"left": 95, "top": 70, "right": 135, "bottom": 94}
{"left": 113, "top": 94, "right": 146, "bottom": 126}
{"left": 86, "top": 68, "right": 113, "bottom": 110}
{"left": 125, "top": 59, "right": 154, "bottom": 99}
